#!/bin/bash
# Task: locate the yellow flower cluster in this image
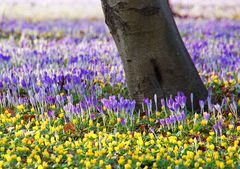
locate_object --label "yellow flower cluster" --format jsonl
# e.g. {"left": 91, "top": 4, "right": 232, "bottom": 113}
{"left": 0, "top": 100, "right": 239, "bottom": 169}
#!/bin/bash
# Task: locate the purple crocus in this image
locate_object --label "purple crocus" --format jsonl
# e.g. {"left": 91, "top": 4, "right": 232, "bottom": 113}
{"left": 90, "top": 113, "right": 95, "bottom": 120}
{"left": 165, "top": 118, "right": 172, "bottom": 125}
{"left": 47, "top": 110, "right": 55, "bottom": 118}
{"left": 203, "top": 112, "right": 210, "bottom": 121}
{"left": 173, "top": 102, "right": 180, "bottom": 111}
{"left": 179, "top": 96, "right": 187, "bottom": 109}
{"left": 213, "top": 124, "right": 218, "bottom": 132}
{"left": 167, "top": 98, "right": 174, "bottom": 110}
{"left": 120, "top": 118, "right": 126, "bottom": 125}
{"left": 0, "top": 53, "right": 11, "bottom": 61}
{"left": 161, "top": 98, "right": 165, "bottom": 107}
{"left": 159, "top": 118, "right": 165, "bottom": 126}
{"left": 176, "top": 115, "right": 183, "bottom": 121}
{"left": 169, "top": 115, "right": 176, "bottom": 123}
{"left": 145, "top": 111, "right": 149, "bottom": 118}
{"left": 199, "top": 100, "right": 204, "bottom": 110}
{"left": 180, "top": 111, "right": 186, "bottom": 120}
{"left": 217, "top": 120, "right": 223, "bottom": 131}
{"left": 0, "top": 81, "right": 3, "bottom": 89}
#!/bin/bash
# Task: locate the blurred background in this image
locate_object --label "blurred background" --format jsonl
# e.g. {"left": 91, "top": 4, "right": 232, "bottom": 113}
{"left": 0, "top": 0, "right": 240, "bottom": 20}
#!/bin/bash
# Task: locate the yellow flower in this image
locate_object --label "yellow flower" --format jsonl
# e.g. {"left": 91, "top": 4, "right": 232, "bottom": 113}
{"left": 194, "top": 162, "right": 199, "bottom": 168}
{"left": 99, "top": 160, "right": 104, "bottom": 166}
{"left": 237, "top": 126, "right": 240, "bottom": 131}
{"left": 105, "top": 165, "right": 112, "bottom": 169}
{"left": 175, "top": 159, "right": 181, "bottom": 165}
{"left": 136, "top": 162, "right": 141, "bottom": 167}
{"left": 201, "top": 119, "right": 207, "bottom": 126}
{"left": 89, "top": 120, "right": 93, "bottom": 126}
{"left": 85, "top": 161, "right": 91, "bottom": 168}
{"left": 177, "top": 141, "right": 182, "bottom": 146}
{"left": 219, "top": 162, "right": 224, "bottom": 169}
{"left": 59, "top": 112, "right": 64, "bottom": 118}
{"left": 208, "top": 144, "right": 215, "bottom": 150}
{"left": 38, "top": 165, "right": 43, "bottom": 169}
{"left": 117, "top": 118, "right": 121, "bottom": 123}
{"left": 149, "top": 118, "right": 155, "bottom": 123}
{"left": 224, "top": 81, "right": 229, "bottom": 86}
{"left": 55, "top": 158, "right": 60, "bottom": 163}
{"left": 31, "top": 107, "right": 35, "bottom": 112}
{"left": 227, "top": 160, "right": 233, "bottom": 165}
{"left": 138, "top": 155, "right": 144, "bottom": 162}
{"left": 27, "top": 158, "right": 32, "bottom": 164}
{"left": 6, "top": 155, "right": 12, "bottom": 162}
{"left": 209, "top": 131, "right": 215, "bottom": 136}
{"left": 125, "top": 164, "right": 131, "bottom": 169}
{"left": 229, "top": 124, "right": 234, "bottom": 130}
{"left": 195, "top": 113, "right": 199, "bottom": 119}
{"left": 183, "top": 144, "right": 188, "bottom": 149}
{"left": 229, "top": 79, "right": 236, "bottom": 85}
{"left": 161, "top": 106, "right": 165, "bottom": 110}
{"left": 118, "top": 157, "right": 124, "bottom": 165}
{"left": 184, "top": 161, "right": 190, "bottom": 167}
{"left": 206, "top": 158, "right": 211, "bottom": 163}
{"left": 213, "top": 152, "right": 219, "bottom": 159}
{"left": 51, "top": 105, "right": 56, "bottom": 109}
{"left": 156, "top": 111, "right": 161, "bottom": 117}
{"left": 73, "top": 119, "right": 77, "bottom": 124}
{"left": 17, "top": 157, "right": 21, "bottom": 162}
{"left": 152, "top": 162, "right": 157, "bottom": 168}
{"left": 37, "top": 81, "right": 41, "bottom": 86}
{"left": 0, "top": 161, "right": 4, "bottom": 168}
{"left": 178, "top": 125, "right": 183, "bottom": 130}
{"left": 43, "top": 161, "right": 48, "bottom": 168}
{"left": 17, "top": 104, "right": 25, "bottom": 111}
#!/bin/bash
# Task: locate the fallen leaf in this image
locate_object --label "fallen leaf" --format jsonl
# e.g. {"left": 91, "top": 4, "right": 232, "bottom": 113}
{"left": 64, "top": 122, "right": 76, "bottom": 133}
{"left": 23, "top": 115, "right": 35, "bottom": 121}
{"left": 5, "top": 108, "right": 16, "bottom": 117}
{"left": 139, "top": 124, "right": 147, "bottom": 132}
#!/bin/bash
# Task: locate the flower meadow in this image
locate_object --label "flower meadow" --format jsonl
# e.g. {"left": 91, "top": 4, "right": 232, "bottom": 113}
{"left": 0, "top": 18, "right": 239, "bottom": 169}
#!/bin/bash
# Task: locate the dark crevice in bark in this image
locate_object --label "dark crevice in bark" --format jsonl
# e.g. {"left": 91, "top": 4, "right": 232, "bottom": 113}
{"left": 150, "top": 58, "right": 166, "bottom": 99}
{"left": 150, "top": 58, "right": 162, "bottom": 85}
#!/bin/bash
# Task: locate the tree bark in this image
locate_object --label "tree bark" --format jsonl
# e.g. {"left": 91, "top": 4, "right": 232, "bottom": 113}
{"left": 101, "top": 0, "right": 207, "bottom": 110}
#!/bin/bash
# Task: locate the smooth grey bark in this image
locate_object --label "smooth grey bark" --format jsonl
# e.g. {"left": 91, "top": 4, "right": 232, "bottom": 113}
{"left": 101, "top": 0, "right": 207, "bottom": 109}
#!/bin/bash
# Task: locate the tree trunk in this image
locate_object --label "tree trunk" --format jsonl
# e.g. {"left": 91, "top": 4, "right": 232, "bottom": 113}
{"left": 101, "top": 0, "right": 207, "bottom": 110}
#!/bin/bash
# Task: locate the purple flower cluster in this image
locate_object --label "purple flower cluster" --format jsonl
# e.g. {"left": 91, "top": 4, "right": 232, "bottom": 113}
{"left": 167, "top": 93, "right": 187, "bottom": 111}
{"left": 213, "top": 120, "right": 223, "bottom": 133}
{"left": 0, "top": 18, "right": 239, "bottom": 125}
{"left": 0, "top": 53, "right": 11, "bottom": 62}
{"left": 159, "top": 111, "right": 186, "bottom": 126}
{"left": 101, "top": 95, "right": 136, "bottom": 116}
